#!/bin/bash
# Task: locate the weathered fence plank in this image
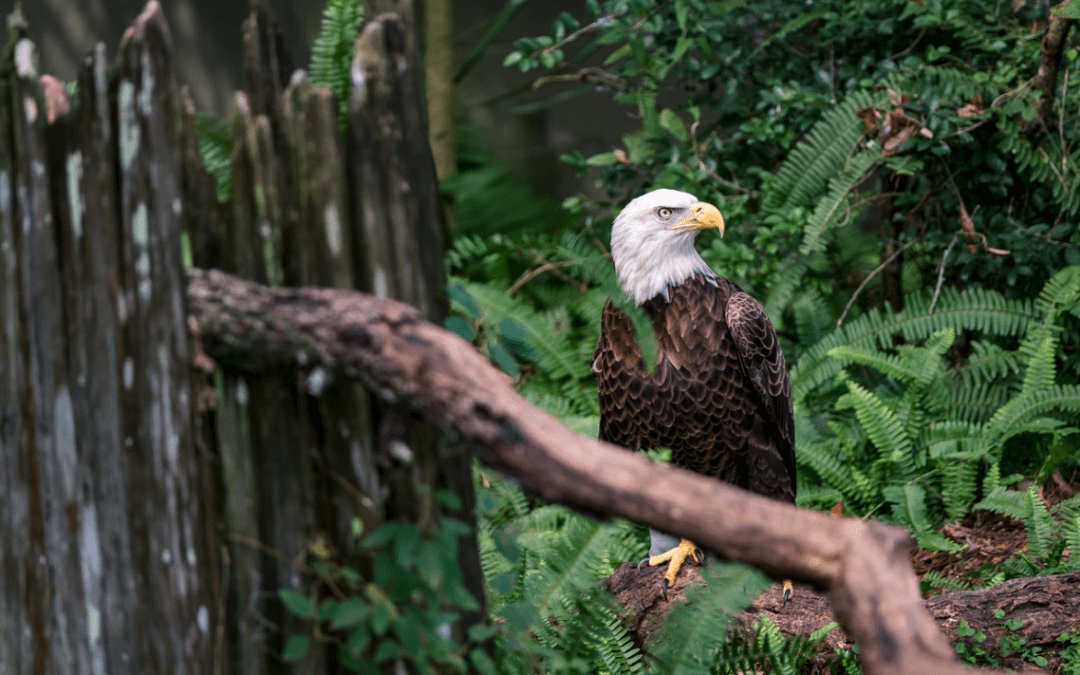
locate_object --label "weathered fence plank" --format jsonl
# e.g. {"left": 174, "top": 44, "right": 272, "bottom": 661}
{"left": 2, "top": 1, "right": 485, "bottom": 672}
{"left": 113, "top": 6, "right": 216, "bottom": 671}
{"left": 1, "top": 3, "right": 216, "bottom": 672}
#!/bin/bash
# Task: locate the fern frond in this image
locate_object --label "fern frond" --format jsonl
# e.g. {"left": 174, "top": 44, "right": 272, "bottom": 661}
{"left": 591, "top": 606, "right": 645, "bottom": 675}
{"left": 799, "top": 150, "right": 882, "bottom": 256}
{"left": 1024, "top": 487, "right": 1056, "bottom": 561}
{"left": 765, "top": 89, "right": 883, "bottom": 212}
{"left": 974, "top": 487, "right": 1026, "bottom": 519}
{"left": 792, "top": 286, "right": 1037, "bottom": 402}
{"left": 461, "top": 278, "right": 599, "bottom": 414}
{"left": 1065, "top": 514, "right": 1080, "bottom": 571}
{"left": 309, "top": 0, "right": 364, "bottom": 125}
{"left": 653, "top": 564, "right": 770, "bottom": 675}
{"left": 519, "top": 513, "right": 631, "bottom": 617}
{"left": 1036, "top": 265, "right": 1080, "bottom": 317}
{"left": 842, "top": 380, "right": 913, "bottom": 469}
{"left": 827, "top": 345, "right": 914, "bottom": 383}
{"left": 938, "top": 381, "right": 1015, "bottom": 425}
{"left": 923, "top": 420, "right": 993, "bottom": 460}
{"left": 987, "top": 384, "right": 1080, "bottom": 443}
{"left": 953, "top": 340, "right": 1023, "bottom": 389}
{"left": 941, "top": 457, "right": 979, "bottom": 522}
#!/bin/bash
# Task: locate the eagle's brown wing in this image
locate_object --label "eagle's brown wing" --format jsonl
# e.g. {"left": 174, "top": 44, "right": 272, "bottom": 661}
{"left": 593, "top": 276, "right": 795, "bottom": 504}
{"left": 592, "top": 300, "right": 649, "bottom": 450}
{"left": 725, "top": 291, "right": 796, "bottom": 502}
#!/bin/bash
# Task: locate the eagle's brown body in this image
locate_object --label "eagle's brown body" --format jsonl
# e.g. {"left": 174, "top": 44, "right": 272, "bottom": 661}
{"left": 593, "top": 273, "right": 795, "bottom": 504}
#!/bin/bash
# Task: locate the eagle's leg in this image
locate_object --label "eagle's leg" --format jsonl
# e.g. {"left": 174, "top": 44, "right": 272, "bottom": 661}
{"left": 782, "top": 579, "right": 793, "bottom": 607}
{"left": 636, "top": 537, "right": 705, "bottom": 599}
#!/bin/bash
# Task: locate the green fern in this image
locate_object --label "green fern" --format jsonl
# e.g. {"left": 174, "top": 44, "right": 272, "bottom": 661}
{"left": 592, "top": 607, "right": 645, "bottom": 675}
{"left": 651, "top": 564, "right": 770, "bottom": 675}
{"left": 195, "top": 113, "right": 232, "bottom": 200}
{"left": 457, "top": 277, "right": 599, "bottom": 415}
{"left": 974, "top": 486, "right": 1027, "bottom": 519}
{"left": 309, "top": 0, "right": 364, "bottom": 125}
{"left": 840, "top": 380, "right": 913, "bottom": 470}
{"left": 1024, "top": 487, "right": 1057, "bottom": 562}
{"left": 791, "top": 286, "right": 1038, "bottom": 402}
{"left": 1066, "top": 515, "right": 1080, "bottom": 572}
{"left": 764, "top": 89, "right": 882, "bottom": 212}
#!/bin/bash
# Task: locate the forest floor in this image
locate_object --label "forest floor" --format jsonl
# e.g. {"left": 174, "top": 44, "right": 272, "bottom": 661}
{"left": 606, "top": 471, "right": 1080, "bottom": 673}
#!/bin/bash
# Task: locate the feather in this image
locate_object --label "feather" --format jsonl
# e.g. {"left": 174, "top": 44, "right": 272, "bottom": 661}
{"left": 595, "top": 248, "right": 795, "bottom": 504}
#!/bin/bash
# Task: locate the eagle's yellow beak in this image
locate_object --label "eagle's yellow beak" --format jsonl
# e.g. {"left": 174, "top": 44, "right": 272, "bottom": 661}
{"left": 666, "top": 201, "right": 725, "bottom": 237}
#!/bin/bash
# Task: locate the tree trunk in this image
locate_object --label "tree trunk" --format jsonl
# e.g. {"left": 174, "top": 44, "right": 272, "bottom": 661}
{"left": 425, "top": 0, "right": 458, "bottom": 233}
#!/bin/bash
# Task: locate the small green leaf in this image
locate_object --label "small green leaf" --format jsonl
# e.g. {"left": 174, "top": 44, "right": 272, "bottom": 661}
{"left": 374, "top": 638, "right": 399, "bottom": 662}
{"left": 659, "top": 108, "right": 688, "bottom": 141}
{"left": 282, "top": 635, "right": 311, "bottom": 662}
{"left": 502, "top": 52, "right": 523, "bottom": 67}
{"left": 675, "top": 0, "right": 689, "bottom": 30}
{"left": 488, "top": 343, "right": 519, "bottom": 377}
{"left": 1052, "top": 0, "right": 1080, "bottom": 18}
{"left": 470, "top": 648, "right": 499, "bottom": 675}
{"left": 468, "top": 624, "right": 500, "bottom": 643}
{"left": 603, "top": 43, "right": 632, "bottom": 65}
{"left": 444, "top": 316, "right": 476, "bottom": 342}
{"left": 346, "top": 624, "right": 371, "bottom": 654}
{"left": 371, "top": 604, "right": 394, "bottom": 636}
{"left": 279, "top": 589, "right": 316, "bottom": 619}
{"left": 585, "top": 152, "right": 620, "bottom": 166}
{"left": 447, "top": 284, "right": 480, "bottom": 319}
{"left": 331, "top": 598, "right": 369, "bottom": 630}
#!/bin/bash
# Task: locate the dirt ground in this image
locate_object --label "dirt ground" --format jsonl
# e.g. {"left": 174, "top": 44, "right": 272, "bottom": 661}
{"left": 605, "top": 470, "right": 1080, "bottom": 673}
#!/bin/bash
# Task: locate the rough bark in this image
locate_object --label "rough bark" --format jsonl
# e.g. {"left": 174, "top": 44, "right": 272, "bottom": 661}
{"left": 609, "top": 566, "right": 1080, "bottom": 672}
{"left": 425, "top": 0, "right": 455, "bottom": 179}
{"left": 1027, "top": 15, "right": 1075, "bottom": 135}
{"left": 185, "top": 267, "right": 1024, "bottom": 675}
{"left": 425, "top": 0, "right": 458, "bottom": 233}
{"left": 1, "top": 4, "right": 217, "bottom": 672}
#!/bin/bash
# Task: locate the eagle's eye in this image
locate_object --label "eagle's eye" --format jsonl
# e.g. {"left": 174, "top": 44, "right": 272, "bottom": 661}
{"left": 657, "top": 207, "right": 674, "bottom": 219}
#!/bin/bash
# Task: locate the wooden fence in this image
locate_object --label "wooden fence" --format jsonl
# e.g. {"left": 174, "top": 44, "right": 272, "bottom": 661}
{"left": 0, "top": 2, "right": 480, "bottom": 672}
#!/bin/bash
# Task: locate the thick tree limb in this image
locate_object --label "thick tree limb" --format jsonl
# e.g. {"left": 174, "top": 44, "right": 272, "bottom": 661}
{"left": 185, "top": 268, "right": 1018, "bottom": 675}
{"left": 1027, "top": 15, "right": 1074, "bottom": 135}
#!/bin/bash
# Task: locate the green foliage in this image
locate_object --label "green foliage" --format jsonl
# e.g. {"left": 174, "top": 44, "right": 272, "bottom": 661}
{"left": 974, "top": 485, "right": 1080, "bottom": 576}
{"left": 195, "top": 112, "right": 232, "bottom": 201}
{"left": 506, "top": 0, "right": 1080, "bottom": 308}
{"left": 956, "top": 609, "right": 1050, "bottom": 669}
{"left": 474, "top": 467, "right": 849, "bottom": 675}
{"left": 475, "top": 469, "right": 652, "bottom": 675}
{"left": 279, "top": 499, "right": 482, "bottom": 672}
{"left": 309, "top": 0, "right": 364, "bottom": 125}
{"left": 1058, "top": 627, "right": 1080, "bottom": 675}
{"left": 794, "top": 268, "right": 1080, "bottom": 548}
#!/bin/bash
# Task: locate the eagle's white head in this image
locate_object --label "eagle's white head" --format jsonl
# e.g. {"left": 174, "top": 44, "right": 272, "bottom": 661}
{"left": 610, "top": 188, "right": 725, "bottom": 305}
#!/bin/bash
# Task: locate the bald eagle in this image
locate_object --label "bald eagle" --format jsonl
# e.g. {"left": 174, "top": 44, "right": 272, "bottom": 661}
{"left": 592, "top": 189, "right": 796, "bottom": 599}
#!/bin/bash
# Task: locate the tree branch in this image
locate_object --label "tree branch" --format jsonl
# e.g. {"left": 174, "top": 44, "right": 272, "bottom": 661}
{"left": 185, "top": 267, "right": 1019, "bottom": 675}
{"left": 1027, "top": 15, "right": 1075, "bottom": 135}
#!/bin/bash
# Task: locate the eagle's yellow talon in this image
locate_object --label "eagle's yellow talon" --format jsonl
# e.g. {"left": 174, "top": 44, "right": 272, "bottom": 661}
{"left": 645, "top": 538, "right": 701, "bottom": 598}
{"left": 782, "top": 579, "right": 793, "bottom": 608}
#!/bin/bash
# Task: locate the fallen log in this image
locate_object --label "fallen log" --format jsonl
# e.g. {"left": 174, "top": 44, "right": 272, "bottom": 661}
{"left": 608, "top": 566, "right": 1080, "bottom": 672}
{"left": 185, "top": 267, "right": 1019, "bottom": 675}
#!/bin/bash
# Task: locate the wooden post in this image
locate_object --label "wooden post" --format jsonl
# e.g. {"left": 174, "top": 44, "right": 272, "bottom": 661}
{"left": 2, "top": 2, "right": 487, "bottom": 671}
{"left": 0, "top": 3, "right": 217, "bottom": 672}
